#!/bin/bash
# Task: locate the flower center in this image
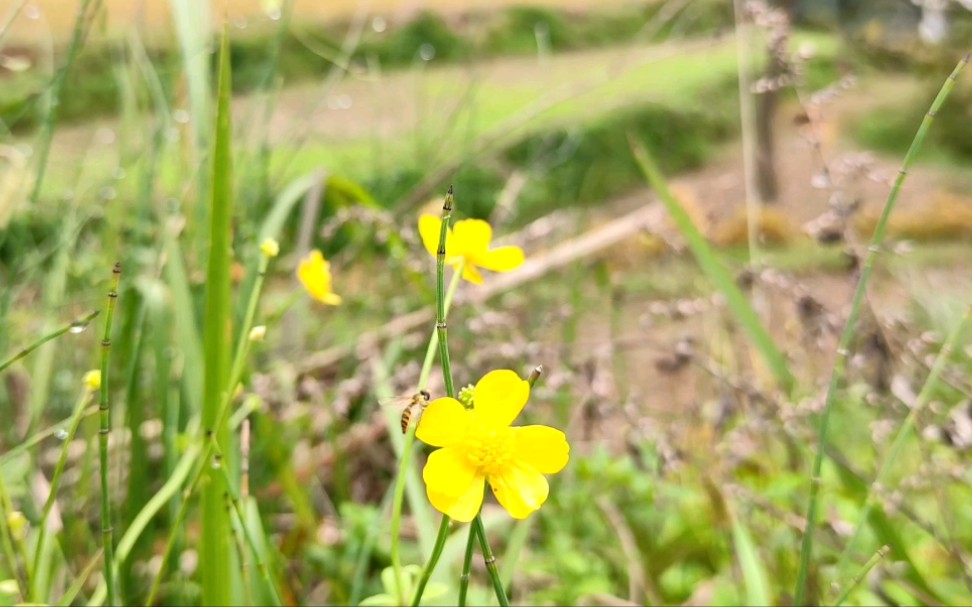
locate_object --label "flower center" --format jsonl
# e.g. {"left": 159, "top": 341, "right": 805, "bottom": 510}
{"left": 464, "top": 423, "right": 513, "bottom": 477}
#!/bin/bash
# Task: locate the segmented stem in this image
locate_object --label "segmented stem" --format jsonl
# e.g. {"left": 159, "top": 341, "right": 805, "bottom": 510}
{"left": 390, "top": 262, "right": 462, "bottom": 605}
{"left": 474, "top": 516, "right": 509, "bottom": 607}
{"left": 834, "top": 545, "right": 891, "bottom": 607}
{"left": 0, "top": 310, "right": 98, "bottom": 373}
{"left": 410, "top": 187, "right": 458, "bottom": 606}
{"left": 458, "top": 524, "right": 476, "bottom": 607}
{"left": 794, "top": 54, "right": 969, "bottom": 605}
{"left": 99, "top": 262, "right": 121, "bottom": 606}
{"left": 436, "top": 186, "right": 456, "bottom": 399}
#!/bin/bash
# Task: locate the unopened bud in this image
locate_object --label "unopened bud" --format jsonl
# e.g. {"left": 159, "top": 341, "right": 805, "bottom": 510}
{"left": 260, "top": 238, "right": 280, "bottom": 258}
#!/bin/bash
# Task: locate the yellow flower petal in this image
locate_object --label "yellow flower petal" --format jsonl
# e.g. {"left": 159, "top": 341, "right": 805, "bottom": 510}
{"left": 489, "top": 464, "right": 548, "bottom": 519}
{"left": 476, "top": 246, "right": 525, "bottom": 272}
{"left": 428, "top": 473, "right": 485, "bottom": 523}
{"left": 473, "top": 370, "right": 529, "bottom": 428}
{"left": 419, "top": 214, "right": 450, "bottom": 258}
{"left": 461, "top": 263, "right": 484, "bottom": 285}
{"left": 423, "top": 447, "right": 476, "bottom": 498}
{"left": 512, "top": 426, "right": 569, "bottom": 474}
{"left": 416, "top": 398, "right": 469, "bottom": 447}
{"left": 297, "top": 250, "right": 341, "bottom": 306}
{"left": 452, "top": 219, "right": 492, "bottom": 257}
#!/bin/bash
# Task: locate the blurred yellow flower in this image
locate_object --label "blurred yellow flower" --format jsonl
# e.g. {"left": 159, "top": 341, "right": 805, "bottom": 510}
{"left": 260, "top": 238, "right": 280, "bottom": 258}
{"left": 6, "top": 511, "right": 27, "bottom": 541}
{"left": 416, "top": 370, "right": 569, "bottom": 522}
{"left": 418, "top": 215, "right": 525, "bottom": 285}
{"left": 297, "top": 250, "right": 342, "bottom": 306}
{"left": 83, "top": 370, "right": 101, "bottom": 391}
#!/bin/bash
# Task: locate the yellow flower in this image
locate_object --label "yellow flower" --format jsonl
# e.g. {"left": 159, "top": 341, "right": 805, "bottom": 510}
{"left": 297, "top": 250, "right": 342, "bottom": 305}
{"left": 416, "top": 370, "right": 569, "bottom": 522}
{"left": 83, "top": 370, "right": 101, "bottom": 391}
{"left": 418, "top": 215, "right": 525, "bottom": 285}
{"left": 260, "top": 238, "right": 280, "bottom": 258}
{"left": 6, "top": 511, "right": 27, "bottom": 541}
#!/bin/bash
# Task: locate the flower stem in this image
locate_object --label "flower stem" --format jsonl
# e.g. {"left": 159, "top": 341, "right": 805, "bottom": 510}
{"left": 794, "top": 53, "right": 969, "bottom": 606}
{"left": 99, "top": 262, "right": 121, "bottom": 606}
{"left": 436, "top": 186, "right": 456, "bottom": 399}
{"left": 0, "top": 310, "right": 99, "bottom": 373}
{"left": 474, "top": 515, "right": 509, "bottom": 607}
{"left": 409, "top": 188, "right": 459, "bottom": 607}
{"left": 457, "top": 524, "right": 476, "bottom": 607}
{"left": 390, "top": 263, "right": 463, "bottom": 605}
{"left": 30, "top": 388, "right": 94, "bottom": 601}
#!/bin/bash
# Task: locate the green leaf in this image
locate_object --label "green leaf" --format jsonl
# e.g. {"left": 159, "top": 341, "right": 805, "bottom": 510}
{"left": 728, "top": 504, "right": 771, "bottom": 606}
{"left": 200, "top": 25, "right": 237, "bottom": 607}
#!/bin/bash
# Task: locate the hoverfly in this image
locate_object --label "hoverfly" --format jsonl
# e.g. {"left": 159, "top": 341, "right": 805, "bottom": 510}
{"left": 381, "top": 390, "right": 432, "bottom": 434}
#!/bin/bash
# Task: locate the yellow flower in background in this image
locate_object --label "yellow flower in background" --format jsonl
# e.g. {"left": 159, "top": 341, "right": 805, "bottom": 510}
{"left": 297, "top": 250, "right": 342, "bottom": 305}
{"left": 416, "top": 370, "right": 569, "bottom": 522}
{"left": 418, "top": 215, "right": 525, "bottom": 285}
{"left": 260, "top": 238, "right": 280, "bottom": 258}
{"left": 83, "top": 370, "right": 101, "bottom": 391}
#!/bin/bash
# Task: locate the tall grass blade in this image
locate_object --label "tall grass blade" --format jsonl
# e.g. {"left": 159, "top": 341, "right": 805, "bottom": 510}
{"left": 200, "top": 26, "right": 237, "bottom": 607}
{"left": 630, "top": 139, "right": 794, "bottom": 391}
{"left": 728, "top": 503, "right": 771, "bottom": 606}
{"left": 793, "top": 54, "right": 969, "bottom": 606}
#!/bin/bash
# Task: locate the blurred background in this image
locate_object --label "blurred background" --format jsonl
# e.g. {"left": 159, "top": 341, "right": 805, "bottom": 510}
{"left": 2, "top": 0, "right": 972, "bottom": 605}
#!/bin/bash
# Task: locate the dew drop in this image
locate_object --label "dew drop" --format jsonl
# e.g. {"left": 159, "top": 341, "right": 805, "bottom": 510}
{"left": 68, "top": 322, "right": 88, "bottom": 334}
{"left": 25, "top": 5, "right": 41, "bottom": 20}
{"left": 267, "top": 8, "right": 281, "bottom": 20}
{"left": 114, "top": 167, "right": 127, "bottom": 180}
{"left": 372, "top": 16, "right": 386, "bottom": 33}
{"left": 419, "top": 43, "right": 435, "bottom": 62}
{"left": 55, "top": 428, "right": 68, "bottom": 441}
{"left": 211, "top": 458, "right": 222, "bottom": 470}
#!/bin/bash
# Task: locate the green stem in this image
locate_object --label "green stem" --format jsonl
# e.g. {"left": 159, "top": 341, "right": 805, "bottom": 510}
{"left": 0, "top": 473, "right": 26, "bottom": 600}
{"left": 793, "top": 54, "right": 969, "bottom": 606}
{"left": 435, "top": 186, "right": 457, "bottom": 400}
{"left": 146, "top": 247, "right": 273, "bottom": 605}
{"left": 457, "top": 525, "right": 476, "bottom": 607}
{"left": 834, "top": 545, "right": 890, "bottom": 607}
{"left": 474, "top": 516, "right": 509, "bottom": 607}
{"left": 30, "top": 388, "right": 94, "bottom": 601}
{"left": 387, "top": 265, "right": 461, "bottom": 605}
{"left": 99, "top": 263, "right": 121, "bottom": 606}
{"left": 409, "top": 187, "right": 459, "bottom": 607}
{"left": 409, "top": 517, "right": 452, "bottom": 607}
{"left": 211, "top": 439, "right": 283, "bottom": 607}
{"left": 0, "top": 310, "right": 98, "bottom": 373}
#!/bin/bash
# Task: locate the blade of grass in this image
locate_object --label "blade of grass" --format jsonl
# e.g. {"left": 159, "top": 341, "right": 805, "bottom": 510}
{"left": 728, "top": 501, "right": 771, "bottom": 606}
{"left": 200, "top": 26, "right": 237, "bottom": 607}
{"left": 631, "top": 139, "right": 793, "bottom": 391}
{"left": 27, "top": 0, "right": 98, "bottom": 206}
{"left": 56, "top": 549, "right": 104, "bottom": 607}
{"left": 794, "top": 54, "right": 969, "bottom": 606}
{"left": 836, "top": 303, "right": 972, "bottom": 594}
